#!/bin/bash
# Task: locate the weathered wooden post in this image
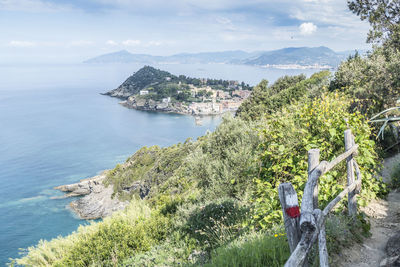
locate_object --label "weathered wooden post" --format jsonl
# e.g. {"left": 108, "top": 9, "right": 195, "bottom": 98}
{"left": 278, "top": 183, "right": 301, "bottom": 253}
{"left": 308, "top": 149, "right": 320, "bottom": 209}
{"left": 318, "top": 219, "right": 329, "bottom": 267}
{"left": 344, "top": 129, "right": 357, "bottom": 216}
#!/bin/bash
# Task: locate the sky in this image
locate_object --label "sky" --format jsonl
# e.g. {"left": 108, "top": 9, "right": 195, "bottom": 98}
{"left": 0, "top": 0, "right": 371, "bottom": 63}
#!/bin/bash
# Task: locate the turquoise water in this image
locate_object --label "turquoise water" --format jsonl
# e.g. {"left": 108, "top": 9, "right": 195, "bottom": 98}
{"left": 0, "top": 63, "right": 320, "bottom": 265}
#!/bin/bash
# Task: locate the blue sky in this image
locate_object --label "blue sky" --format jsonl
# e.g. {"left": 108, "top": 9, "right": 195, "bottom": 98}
{"left": 0, "top": 0, "right": 371, "bottom": 63}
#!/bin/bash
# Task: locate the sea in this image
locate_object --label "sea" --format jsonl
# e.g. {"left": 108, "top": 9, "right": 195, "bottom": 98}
{"left": 0, "top": 62, "right": 322, "bottom": 265}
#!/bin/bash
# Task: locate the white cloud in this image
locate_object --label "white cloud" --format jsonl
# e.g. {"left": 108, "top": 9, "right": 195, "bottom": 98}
{"left": 8, "top": 40, "right": 36, "bottom": 47}
{"left": 299, "top": 22, "right": 317, "bottom": 35}
{"left": 122, "top": 39, "right": 141, "bottom": 46}
{"left": 106, "top": 40, "right": 118, "bottom": 45}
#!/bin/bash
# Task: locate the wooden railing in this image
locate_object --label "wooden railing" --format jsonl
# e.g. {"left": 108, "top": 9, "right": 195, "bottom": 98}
{"left": 279, "top": 129, "right": 362, "bottom": 267}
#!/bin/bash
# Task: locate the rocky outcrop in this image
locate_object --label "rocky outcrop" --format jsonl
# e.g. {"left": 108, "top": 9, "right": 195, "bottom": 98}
{"left": 380, "top": 231, "right": 400, "bottom": 267}
{"left": 120, "top": 96, "right": 189, "bottom": 114}
{"left": 55, "top": 173, "right": 129, "bottom": 220}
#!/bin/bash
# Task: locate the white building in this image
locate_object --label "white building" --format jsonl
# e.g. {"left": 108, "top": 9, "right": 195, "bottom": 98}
{"left": 162, "top": 97, "right": 171, "bottom": 103}
{"left": 140, "top": 90, "right": 149, "bottom": 95}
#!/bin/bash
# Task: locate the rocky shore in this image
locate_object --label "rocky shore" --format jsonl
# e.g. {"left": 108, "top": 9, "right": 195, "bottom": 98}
{"left": 54, "top": 172, "right": 128, "bottom": 220}
{"left": 120, "top": 95, "right": 189, "bottom": 115}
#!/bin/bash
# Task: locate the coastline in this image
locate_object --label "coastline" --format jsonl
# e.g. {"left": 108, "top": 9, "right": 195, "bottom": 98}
{"left": 54, "top": 172, "right": 129, "bottom": 220}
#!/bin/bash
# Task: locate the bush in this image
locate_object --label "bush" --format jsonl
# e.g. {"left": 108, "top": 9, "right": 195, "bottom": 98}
{"left": 390, "top": 161, "right": 400, "bottom": 188}
{"left": 183, "top": 115, "right": 261, "bottom": 201}
{"left": 331, "top": 48, "right": 400, "bottom": 116}
{"left": 15, "top": 200, "right": 170, "bottom": 266}
{"left": 252, "top": 93, "right": 385, "bottom": 227}
{"left": 182, "top": 199, "right": 250, "bottom": 249}
{"left": 200, "top": 231, "right": 290, "bottom": 267}
{"left": 237, "top": 71, "right": 330, "bottom": 121}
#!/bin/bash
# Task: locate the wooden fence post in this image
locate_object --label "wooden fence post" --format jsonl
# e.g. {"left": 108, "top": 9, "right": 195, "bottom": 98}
{"left": 344, "top": 129, "right": 357, "bottom": 216}
{"left": 278, "top": 183, "right": 301, "bottom": 253}
{"left": 308, "top": 149, "right": 320, "bottom": 209}
{"left": 316, "top": 208, "right": 329, "bottom": 267}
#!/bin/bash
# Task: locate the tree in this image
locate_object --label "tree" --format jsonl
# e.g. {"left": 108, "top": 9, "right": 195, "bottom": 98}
{"left": 348, "top": 0, "right": 400, "bottom": 49}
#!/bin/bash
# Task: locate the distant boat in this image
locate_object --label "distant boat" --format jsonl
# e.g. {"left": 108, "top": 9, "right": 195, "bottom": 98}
{"left": 195, "top": 116, "right": 203, "bottom": 126}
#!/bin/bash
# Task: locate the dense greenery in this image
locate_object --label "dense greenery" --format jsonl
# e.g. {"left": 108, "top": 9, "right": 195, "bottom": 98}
{"left": 236, "top": 71, "right": 330, "bottom": 121}
{"left": 331, "top": 47, "right": 400, "bottom": 116}
{"left": 114, "top": 66, "right": 252, "bottom": 102}
{"left": 252, "top": 93, "right": 384, "bottom": 226}
{"left": 348, "top": 0, "right": 400, "bottom": 48}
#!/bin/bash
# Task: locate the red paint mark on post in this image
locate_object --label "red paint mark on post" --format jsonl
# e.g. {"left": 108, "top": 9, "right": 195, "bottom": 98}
{"left": 285, "top": 206, "right": 300, "bottom": 218}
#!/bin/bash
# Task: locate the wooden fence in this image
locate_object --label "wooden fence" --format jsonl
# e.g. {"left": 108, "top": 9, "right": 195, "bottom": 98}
{"left": 279, "top": 129, "right": 362, "bottom": 267}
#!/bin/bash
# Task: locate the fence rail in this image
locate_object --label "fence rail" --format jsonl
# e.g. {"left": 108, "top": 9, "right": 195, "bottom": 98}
{"left": 279, "top": 129, "right": 361, "bottom": 267}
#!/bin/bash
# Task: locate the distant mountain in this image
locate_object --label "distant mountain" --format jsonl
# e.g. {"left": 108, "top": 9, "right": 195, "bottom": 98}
{"left": 85, "top": 46, "right": 351, "bottom": 67}
{"left": 166, "top": 50, "right": 258, "bottom": 64}
{"left": 84, "top": 50, "right": 162, "bottom": 63}
{"left": 243, "top": 46, "right": 344, "bottom": 66}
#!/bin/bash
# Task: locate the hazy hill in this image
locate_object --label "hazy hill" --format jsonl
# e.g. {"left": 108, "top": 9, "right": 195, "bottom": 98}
{"left": 243, "top": 46, "right": 344, "bottom": 66}
{"left": 84, "top": 46, "right": 349, "bottom": 67}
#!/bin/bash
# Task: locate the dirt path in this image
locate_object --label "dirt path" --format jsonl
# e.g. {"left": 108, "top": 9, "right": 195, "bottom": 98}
{"left": 334, "top": 155, "right": 400, "bottom": 267}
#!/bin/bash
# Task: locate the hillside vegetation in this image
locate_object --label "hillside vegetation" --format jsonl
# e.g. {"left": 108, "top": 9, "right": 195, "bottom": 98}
{"left": 15, "top": 68, "right": 389, "bottom": 266}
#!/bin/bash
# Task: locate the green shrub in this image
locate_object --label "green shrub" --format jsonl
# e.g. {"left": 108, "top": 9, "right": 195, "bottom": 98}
{"left": 199, "top": 231, "right": 290, "bottom": 267}
{"left": 184, "top": 115, "right": 261, "bottom": 201}
{"left": 390, "top": 161, "right": 400, "bottom": 188}
{"left": 15, "top": 200, "right": 170, "bottom": 266}
{"left": 331, "top": 48, "right": 400, "bottom": 116}
{"left": 182, "top": 199, "right": 250, "bottom": 249}
{"left": 252, "top": 93, "right": 385, "bottom": 227}
{"left": 237, "top": 71, "right": 330, "bottom": 121}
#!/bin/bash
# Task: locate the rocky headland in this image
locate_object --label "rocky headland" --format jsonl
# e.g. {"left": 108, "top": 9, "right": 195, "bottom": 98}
{"left": 104, "top": 66, "right": 252, "bottom": 116}
{"left": 54, "top": 173, "right": 128, "bottom": 220}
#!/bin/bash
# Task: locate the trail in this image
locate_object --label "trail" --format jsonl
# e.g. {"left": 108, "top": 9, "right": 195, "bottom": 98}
{"left": 333, "top": 154, "right": 400, "bottom": 266}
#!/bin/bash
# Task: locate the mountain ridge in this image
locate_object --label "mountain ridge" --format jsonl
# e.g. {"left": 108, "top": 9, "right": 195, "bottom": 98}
{"left": 84, "top": 46, "right": 352, "bottom": 67}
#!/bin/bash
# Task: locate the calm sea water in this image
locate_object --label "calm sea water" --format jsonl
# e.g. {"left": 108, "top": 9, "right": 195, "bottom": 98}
{"left": 0, "top": 63, "right": 321, "bottom": 265}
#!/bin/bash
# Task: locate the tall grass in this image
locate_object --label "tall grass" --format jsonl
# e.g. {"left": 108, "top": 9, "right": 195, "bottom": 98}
{"left": 15, "top": 199, "right": 169, "bottom": 266}
{"left": 200, "top": 231, "right": 290, "bottom": 267}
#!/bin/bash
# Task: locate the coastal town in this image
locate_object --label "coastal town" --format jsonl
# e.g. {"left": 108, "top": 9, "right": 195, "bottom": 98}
{"left": 131, "top": 80, "right": 251, "bottom": 115}
{"left": 105, "top": 66, "right": 253, "bottom": 116}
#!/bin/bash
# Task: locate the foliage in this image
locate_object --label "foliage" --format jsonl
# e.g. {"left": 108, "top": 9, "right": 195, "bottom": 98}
{"left": 116, "top": 66, "right": 252, "bottom": 102}
{"left": 390, "top": 160, "right": 400, "bottom": 187}
{"left": 181, "top": 199, "right": 250, "bottom": 249}
{"left": 330, "top": 48, "right": 400, "bottom": 115}
{"left": 184, "top": 115, "right": 261, "bottom": 201}
{"left": 200, "top": 231, "right": 290, "bottom": 267}
{"left": 348, "top": 0, "right": 400, "bottom": 49}
{"left": 252, "top": 93, "right": 384, "bottom": 227}
{"left": 237, "top": 71, "right": 330, "bottom": 121}
{"left": 104, "top": 143, "right": 194, "bottom": 200}
{"left": 15, "top": 200, "right": 170, "bottom": 266}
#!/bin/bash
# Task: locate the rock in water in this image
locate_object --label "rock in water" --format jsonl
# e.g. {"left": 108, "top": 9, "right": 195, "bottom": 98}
{"left": 55, "top": 173, "right": 129, "bottom": 220}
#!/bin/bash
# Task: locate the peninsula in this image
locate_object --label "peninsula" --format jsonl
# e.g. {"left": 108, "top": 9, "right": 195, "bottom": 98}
{"left": 104, "top": 66, "right": 252, "bottom": 115}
